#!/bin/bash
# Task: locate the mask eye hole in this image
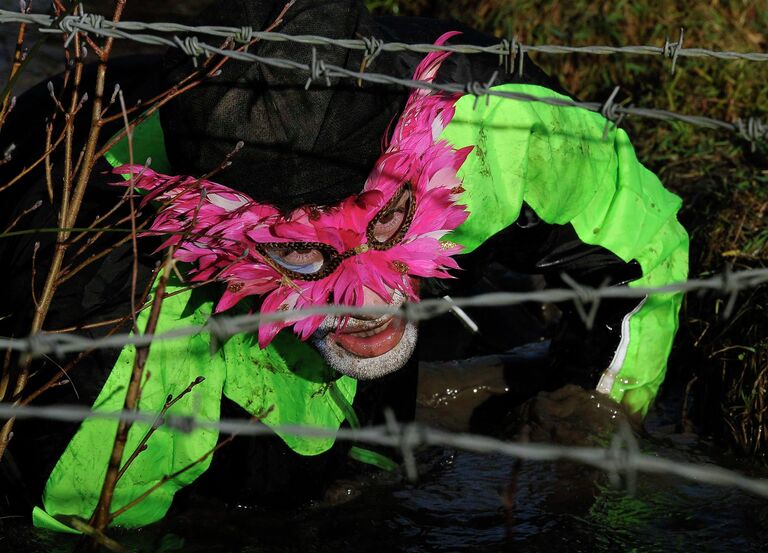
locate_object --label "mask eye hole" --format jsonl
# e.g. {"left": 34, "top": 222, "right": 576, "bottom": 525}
{"left": 267, "top": 247, "right": 324, "bottom": 274}
{"left": 258, "top": 242, "right": 339, "bottom": 280}
{"left": 368, "top": 183, "right": 414, "bottom": 248}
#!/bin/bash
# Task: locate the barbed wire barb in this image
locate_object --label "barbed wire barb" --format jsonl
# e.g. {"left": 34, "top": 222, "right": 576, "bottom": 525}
{"left": 600, "top": 86, "right": 625, "bottom": 139}
{"left": 662, "top": 27, "right": 685, "bottom": 74}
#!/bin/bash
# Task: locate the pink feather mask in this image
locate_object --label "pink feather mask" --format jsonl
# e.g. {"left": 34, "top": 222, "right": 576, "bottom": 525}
{"left": 115, "top": 32, "right": 473, "bottom": 349}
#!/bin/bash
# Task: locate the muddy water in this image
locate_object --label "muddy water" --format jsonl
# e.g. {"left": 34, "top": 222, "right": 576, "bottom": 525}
{"left": 2, "top": 355, "right": 767, "bottom": 553}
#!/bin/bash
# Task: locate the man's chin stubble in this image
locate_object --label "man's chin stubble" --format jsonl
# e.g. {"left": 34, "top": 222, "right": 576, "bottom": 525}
{"left": 310, "top": 321, "right": 418, "bottom": 380}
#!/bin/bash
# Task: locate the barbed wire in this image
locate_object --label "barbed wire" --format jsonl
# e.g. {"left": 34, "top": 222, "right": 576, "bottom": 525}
{"left": 0, "top": 9, "right": 766, "bottom": 145}
{"left": 1, "top": 401, "right": 767, "bottom": 498}
{"left": 0, "top": 268, "right": 765, "bottom": 357}
{"left": 2, "top": 9, "right": 768, "bottom": 64}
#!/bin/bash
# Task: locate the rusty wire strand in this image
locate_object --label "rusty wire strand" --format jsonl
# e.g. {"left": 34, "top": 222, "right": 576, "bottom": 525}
{"left": 1, "top": 401, "right": 767, "bottom": 499}
{"left": 0, "top": 268, "right": 764, "bottom": 357}
{"left": 0, "top": 10, "right": 766, "bottom": 144}
{"left": 2, "top": 10, "right": 767, "bottom": 63}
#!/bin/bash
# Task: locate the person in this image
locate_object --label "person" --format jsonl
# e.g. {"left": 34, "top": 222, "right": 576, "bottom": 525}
{"left": 0, "top": 0, "right": 687, "bottom": 532}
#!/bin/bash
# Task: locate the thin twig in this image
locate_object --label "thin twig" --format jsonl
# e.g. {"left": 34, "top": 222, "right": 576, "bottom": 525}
{"left": 56, "top": 227, "right": 139, "bottom": 285}
{"left": 61, "top": 28, "right": 85, "bottom": 233}
{"left": 30, "top": 241, "right": 40, "bottom": 310}
{"left": 117, "top": 89, "right": 140, "bottom": 332}
{"left": 68, "top": 191, "right": 130, "bottom": 248}
{"left": 0, "top": 0, "right": 29, "bottom": 129}
{"left": 55, "top": 515, "right": 128, "bottom": 553}
{"left": 2, "top": 199, "right": 42, "bottom": 234}
{"left": 198, "top": 140, "right": 245, "bottom": 180}
{"left": 0, "top": 12, "right": 72, "bottom": 131}
{"left": 108, "top": 408, "right": 269, "bottom": 523}
{"left": 0, "top": 97, "right": 88, "bottom": 194}
{"left": 115, "top": 376, "right": 206, "bottom": 484}
{"left": 43, "top": 122, "right": 54, "bottom": 202}
{"left": 89, "top": 243, "right": 174, "bottom": 531}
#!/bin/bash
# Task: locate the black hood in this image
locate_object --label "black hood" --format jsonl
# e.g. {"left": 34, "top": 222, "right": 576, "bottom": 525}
{"left": 160, "top": 0, "right": 405, "bottom": 212}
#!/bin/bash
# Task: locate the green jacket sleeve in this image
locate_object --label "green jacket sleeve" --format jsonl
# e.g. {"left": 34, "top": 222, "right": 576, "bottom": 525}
{"left": 442, "top": 83, "right": 689, "bottom": 416}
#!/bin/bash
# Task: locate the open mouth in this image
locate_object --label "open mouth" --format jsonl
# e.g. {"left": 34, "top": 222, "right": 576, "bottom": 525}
{"left": 332, "top": 315, "right": 407, "bottom": 358}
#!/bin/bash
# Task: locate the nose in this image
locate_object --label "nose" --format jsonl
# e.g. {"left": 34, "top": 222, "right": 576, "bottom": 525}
{"left": 356, "top": 286, "right": 392, "bottom": 320}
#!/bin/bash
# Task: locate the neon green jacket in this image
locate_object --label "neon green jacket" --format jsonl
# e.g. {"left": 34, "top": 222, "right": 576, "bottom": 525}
{"left": 33, "top": 84, "right": 687, "bottom": 532}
